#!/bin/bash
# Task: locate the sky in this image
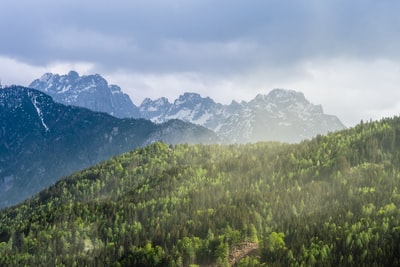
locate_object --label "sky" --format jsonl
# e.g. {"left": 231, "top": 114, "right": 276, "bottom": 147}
{"left": 1, "top": 0, "right": 400, "bottom": 127}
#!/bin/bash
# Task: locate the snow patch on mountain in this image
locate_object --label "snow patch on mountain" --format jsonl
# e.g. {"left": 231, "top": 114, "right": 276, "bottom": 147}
{"left": 29, "top": 93, "right": 49, "bottom": 132}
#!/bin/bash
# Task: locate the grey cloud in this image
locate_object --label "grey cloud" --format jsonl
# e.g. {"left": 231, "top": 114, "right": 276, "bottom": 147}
{"left": 1, "top": 0, "right": 400, "bottom": 74}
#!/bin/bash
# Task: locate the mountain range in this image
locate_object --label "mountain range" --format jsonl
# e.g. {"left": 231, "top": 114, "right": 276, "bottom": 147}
{"left": 140, "top": 90, "right": 345, "bottom": 143}
{"left": 30, "top": 71, "right": 346, "bottom": 143}
{"left": 0, "top": 86, "right": 219, "bottom": 208}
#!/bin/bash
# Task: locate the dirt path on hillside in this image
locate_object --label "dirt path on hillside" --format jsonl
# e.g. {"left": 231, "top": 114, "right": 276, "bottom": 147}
{"left": 228, "top": 242, "right": 259, "bottom": 266}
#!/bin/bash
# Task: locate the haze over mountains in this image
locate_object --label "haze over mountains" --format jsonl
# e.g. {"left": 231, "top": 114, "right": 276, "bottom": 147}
{"left": 30, "top": 71, "right": 345, "bottom": 143}
{"left": 0, "top": 71, "right": 346, "bottom": 207}
{"left": 0, "top": 86, "right": 218, "bottom": 207}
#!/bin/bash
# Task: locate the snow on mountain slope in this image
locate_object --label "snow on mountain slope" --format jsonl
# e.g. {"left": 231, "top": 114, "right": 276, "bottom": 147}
{"left": 139, "top": 92, "right": 242, "bottom": 131}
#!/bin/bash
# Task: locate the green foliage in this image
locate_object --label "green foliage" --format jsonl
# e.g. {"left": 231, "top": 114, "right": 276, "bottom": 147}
{"left": 238, "top": 256, "right": 266, "bottom": 267}
{"left": 2, "top": 117, "right": 400, "bottom": 265}
{"left": 261, "top": 232, "right": 286, "bottom": 263}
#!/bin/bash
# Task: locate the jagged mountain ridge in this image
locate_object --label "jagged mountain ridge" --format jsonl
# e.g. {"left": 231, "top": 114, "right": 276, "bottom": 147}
{"left": 141, "top": 90, "right": 345, "bottom": 143}
{"left": 0, "top": 86, "right": 219, "bottom": 208}
{"left": 217, "top": 90, "right": 345, "bottom": 143}
{"left": 30, "top": 71, "right": 345, "bottom": 143}
{"left": 29, "top": 71, "right": 140, "bottom": 118}
{"left": 139, "top": 92, "right": 241, "bottom": 132}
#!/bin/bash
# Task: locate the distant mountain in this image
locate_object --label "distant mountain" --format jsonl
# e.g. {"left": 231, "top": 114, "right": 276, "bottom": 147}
{"left": 30, "top": 72, "right": 345, "bottom": 142}
{"left": 139, "top": 92, "right": 241, "bottom": 131}
{"left": 218, "top": 89, "right": 345, "bottom": 143}
{"left": 29, "top": 71, "right": 140, "bottom": 118}
{"left": 0, "top": 86, "right": 219, "bottom": 208}
{"left": 141, "top": 89, "right": 345, "bottom": 143}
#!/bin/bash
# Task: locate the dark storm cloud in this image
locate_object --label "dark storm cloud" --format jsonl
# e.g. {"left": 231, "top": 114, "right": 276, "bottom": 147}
{"left": 1, "top": 0, "right": 400, "bottom": 74}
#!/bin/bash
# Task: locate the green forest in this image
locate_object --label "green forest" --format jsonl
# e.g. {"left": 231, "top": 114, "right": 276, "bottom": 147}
{"left": 1, "top": 117, "right": 400, "bottom": 266}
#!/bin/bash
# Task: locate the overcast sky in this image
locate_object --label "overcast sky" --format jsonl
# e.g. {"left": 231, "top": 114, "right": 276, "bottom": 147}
{"left": 1, "top": 0, "right": 400, "bottom": 127}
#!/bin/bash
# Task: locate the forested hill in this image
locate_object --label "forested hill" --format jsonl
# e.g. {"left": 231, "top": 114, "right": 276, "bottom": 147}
{"left": 1, "top": 117, "right": 400, "bottom": 266}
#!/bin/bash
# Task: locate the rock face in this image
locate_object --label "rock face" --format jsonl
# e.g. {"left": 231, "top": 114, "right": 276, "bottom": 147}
{"left": 139, "top": 93, "right": 241, "bottom": 131}
{"left": 141, "top": 89, "right": 345, "bottom": 143}
{"left": 0, "top": 86, "right": 219, "bottom": 208}
{"left": 29, "top": 71, "right": 140, "bottom": 118}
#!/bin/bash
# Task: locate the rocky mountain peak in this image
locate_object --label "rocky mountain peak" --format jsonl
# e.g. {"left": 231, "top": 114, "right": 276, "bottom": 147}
{"left": 30, "top": 71, "right": 140, "bottom": 118}
{"left": 67, "top": 70, "right": 79, "bottom": 80}
{"left": 269, "top": 88, "right": 303, "bottom": 98}
{"left": 175, "top": 92, "right": 204, "bottom": 105}
{"left": 253, "top": 89, "right": 307, "bottom": 105}
{"left": 38, "top": 72, "right": 53, "bottom": 83}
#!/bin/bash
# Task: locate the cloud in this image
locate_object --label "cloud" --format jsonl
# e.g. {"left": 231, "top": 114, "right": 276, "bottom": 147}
{"left": 2, "top": 0, "right": 400, "bottom": 73}
{"left": 0, "top": 57, "right": 45, "bottom": 87}
{"left": 0, "top": 56, "right": 95, "bottom": 87}
{"left": 259, "top": 58, "right": 400, "bottom": 127}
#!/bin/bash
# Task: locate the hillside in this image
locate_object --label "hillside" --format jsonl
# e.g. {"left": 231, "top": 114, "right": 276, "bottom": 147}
{"left": 0, "top": 86, "right": 220, "bottom": 208}
{"left": 1, "top": 117, "right": 400, "bottom": 266}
